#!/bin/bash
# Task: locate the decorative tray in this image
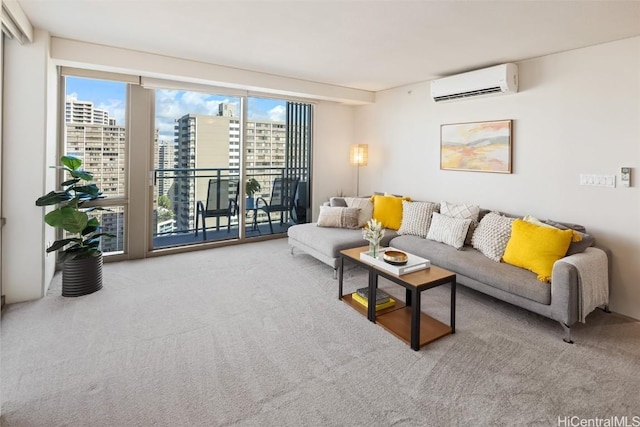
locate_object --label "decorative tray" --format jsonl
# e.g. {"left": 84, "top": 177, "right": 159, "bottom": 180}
{"left": 360, "top": 247, "right": 430, "bottom": 275}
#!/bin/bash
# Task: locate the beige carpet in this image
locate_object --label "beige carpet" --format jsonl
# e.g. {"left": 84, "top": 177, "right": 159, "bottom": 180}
{"left": 2, "top": 239, "right": 639, "bottom": 426}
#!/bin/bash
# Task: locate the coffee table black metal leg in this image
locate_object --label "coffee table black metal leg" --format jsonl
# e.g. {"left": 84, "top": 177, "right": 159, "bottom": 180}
{"left": 405, "top": 288, "right": 412, "bottom": 307}
{"left": 338, "top": 257, "right": 344, "bottom": 300}
{"left": 451, "top": 280, "right": 456, "bottom": 333}
{"left": 411, "top": 289, "right": 420, "bottom": 351}
{"left": 367, "top": 271, "right": 378, "bottom": 322}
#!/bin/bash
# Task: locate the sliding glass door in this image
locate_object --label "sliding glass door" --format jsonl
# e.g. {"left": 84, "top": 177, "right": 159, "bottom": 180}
{"left": 244, "top": 97, "right": 311, "bottom": 238}
{"left": 152, "top": 90, "right": 242, "bottom": 248}
{"left": 149, "top": 90, "right": 312, "bottom": 250}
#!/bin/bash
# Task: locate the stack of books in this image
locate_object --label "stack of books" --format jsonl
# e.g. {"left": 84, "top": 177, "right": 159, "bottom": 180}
{"left": 351, "top": 287, "right": 396, "bottom": 310}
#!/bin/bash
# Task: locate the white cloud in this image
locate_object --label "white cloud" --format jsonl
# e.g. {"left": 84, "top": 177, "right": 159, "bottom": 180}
{"left": 97, "top": 99, "right": 125, "bottom": 127}
{"left": 153, "top": 90, "right": 241, "bottom": 138}
{"left": 268, "top": 105, "right": 286, "bottom": 122}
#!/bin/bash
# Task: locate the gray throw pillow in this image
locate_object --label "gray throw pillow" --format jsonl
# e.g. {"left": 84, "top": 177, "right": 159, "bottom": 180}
{"left": 544, "top": 219, "right": 595, "bottom": 255}
{"left": 329, "top": 197, "right": 348, "bottom": 207}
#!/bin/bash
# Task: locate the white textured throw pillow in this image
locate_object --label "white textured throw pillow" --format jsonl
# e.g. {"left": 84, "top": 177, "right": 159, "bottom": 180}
{"left": 440, "top": 201, "right": 481, "bottom": 246}
{"left": 344, "top": 197, "right": 373, "bottom": 227}
{"left": 398, "top": 201, "right": 438, "bottom": 238}
{"left": 471, "top": 212, "right": 515, "bottom": 262}
{"left": 426, "top": 212, "right": 472, "bottom": 250}
{"left": 316, "top": 206, "right": 360, "bottom": 229}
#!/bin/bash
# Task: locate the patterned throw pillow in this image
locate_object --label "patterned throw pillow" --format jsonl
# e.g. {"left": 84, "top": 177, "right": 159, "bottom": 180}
{"left": 316, "top": 206, "right": 360, "bottom": 229}
{"left": 426, "top": 212, "right": 472, "bottom": 250}
{"left": 344, "top": 197, "right": 373, "bottom": 227}
{"left": 440, "top": 201, "right": 481, "bottom": 246}
{"left": 398, "top": 201, "right": 439, "bottom": 238}
{"left": 471, "top": 212, "right": 515, "bottom": 262}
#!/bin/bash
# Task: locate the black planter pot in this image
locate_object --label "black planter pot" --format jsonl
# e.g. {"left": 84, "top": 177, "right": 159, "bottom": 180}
{"left": 62, "top": 255, "right": 103, "bottom": 297}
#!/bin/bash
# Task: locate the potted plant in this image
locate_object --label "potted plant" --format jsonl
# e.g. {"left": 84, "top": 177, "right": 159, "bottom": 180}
{"left": 245, "top": 178, "right": 261, "bottom": 209}
{"left": 35, "top": 155, "right": 114, "bottom": 297}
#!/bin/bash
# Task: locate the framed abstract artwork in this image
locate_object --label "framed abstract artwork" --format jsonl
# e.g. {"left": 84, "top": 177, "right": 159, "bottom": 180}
{"left": 440, "top": 120, "right": 513, "bottom": 173}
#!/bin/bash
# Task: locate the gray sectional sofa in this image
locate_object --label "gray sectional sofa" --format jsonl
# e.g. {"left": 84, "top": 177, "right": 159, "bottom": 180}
{"left": 287, "top": 199, "right": 609, "bottom": 343}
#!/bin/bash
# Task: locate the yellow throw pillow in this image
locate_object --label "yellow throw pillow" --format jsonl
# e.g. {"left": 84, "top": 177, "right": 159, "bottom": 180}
{"left": 371, "top": 194, "right": 410, "bottom": 230}
{"left": 502, "top": 219, "right": 573, "bottom": 283}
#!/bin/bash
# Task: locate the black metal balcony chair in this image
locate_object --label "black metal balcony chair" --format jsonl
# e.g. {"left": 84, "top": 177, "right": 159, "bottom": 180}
{"left": 195, "top": 179, "right": 239, "bottom": 240}
{"left": 256, "top": 177, "right": 299, "bottom": 234}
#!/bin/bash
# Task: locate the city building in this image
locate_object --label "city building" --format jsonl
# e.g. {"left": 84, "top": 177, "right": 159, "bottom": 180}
{"left": 172, "top": 105, "right": 240, "bottom": 232}
{"left": 64, "top": 95, "right": 126, "bottom": 253}
{"left": 170, "top": 102, "right": 289, "bottom": 232}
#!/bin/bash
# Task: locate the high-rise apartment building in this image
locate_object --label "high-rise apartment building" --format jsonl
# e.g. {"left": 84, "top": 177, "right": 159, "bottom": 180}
{"left": 65, "top": 95, "right": 126, "bottom": 253}
{"left": 172, "top": 105, "right": 240, "bottom": 231}
{"left": 245, "top": 119, "right": 286, "bottom": 221}
{"left": 66, "top": 95, "right": 111, "bottom": 125}
{"left": 154, "top": 132, "right": 178, "bottom": 233}
{"left": 170, "top": 102, "right": 289, "bottom": 233}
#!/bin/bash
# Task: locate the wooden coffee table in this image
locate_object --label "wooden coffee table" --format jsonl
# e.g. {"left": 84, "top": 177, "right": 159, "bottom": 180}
{"left": 338, "top": 246, "right": 456, "bottom": 351}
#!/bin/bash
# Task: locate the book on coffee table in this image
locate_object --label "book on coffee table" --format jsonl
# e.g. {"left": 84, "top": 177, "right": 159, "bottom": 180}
{"left": 351, "top": 292, "right": 396, "bottom": 311}
{"left": 356, "top": 287, "right": 391, "bottom": 304}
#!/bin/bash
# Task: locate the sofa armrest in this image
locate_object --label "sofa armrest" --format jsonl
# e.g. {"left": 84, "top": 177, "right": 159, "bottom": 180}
{"left": 550, "top": 260, "right": 579, "bottom": 326}
{"left": 552, "top": 248, "right": 608, "bottom": 326}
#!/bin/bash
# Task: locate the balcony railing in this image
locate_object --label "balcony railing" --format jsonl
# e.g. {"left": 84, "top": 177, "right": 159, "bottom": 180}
{"left": 152, "top": 166, "right": 308, "bottom": 247}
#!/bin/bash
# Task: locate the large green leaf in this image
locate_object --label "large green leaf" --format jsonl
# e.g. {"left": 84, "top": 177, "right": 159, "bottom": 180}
{"left": 59, "top": 246, "right": 100, "bottom": 261}
{"left": 81, "top": 218, "right": 100, "bottom": 235}
{"left": 74, "top": 184, "right": 100, "bottom": 196}
{"left": 46, "top": 238, "right": 82, "bottom": 253}
{"left": 44, "top": 206, "right": 88, "bottom": 234}
{"left": 61, "top": 178, "right": 80, "bottom": 187}
{"left": 61, "top": 156, "right": 82, "bottom": 171}
{"left": 35, "top": 190, "right": 72, "bottom": 206}
{"left": 70, "top": 169, "right": 94, "bottom": 181}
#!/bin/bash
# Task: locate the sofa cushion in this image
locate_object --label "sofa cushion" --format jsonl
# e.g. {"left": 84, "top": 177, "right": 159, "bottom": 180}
{"left": 471, "top": 212, "right": 515, "bottom": 262}
{"left": 372, "top": 194, "right": 408, "bottom": 230}
{"left": 316, "top": 206, "right": 360, "bottom": 229}
{"left": 390, "top": 235, "right": 551, "bottom": 304}
{"left": 398, "top": 200, "right": 438, "bottom": 238}
{"left": 426, "top": 212, "right": 471, "bottom": 250}
{"left": 288, "top": 223, "right": 397, "bottom": 260}
{"left": 502, "top": 219, "right": 573, "bottom": 283}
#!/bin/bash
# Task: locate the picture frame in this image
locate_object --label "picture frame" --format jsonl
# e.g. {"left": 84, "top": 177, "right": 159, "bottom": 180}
{"left": 440, "top": 119, "right": 513, "bottom": 173}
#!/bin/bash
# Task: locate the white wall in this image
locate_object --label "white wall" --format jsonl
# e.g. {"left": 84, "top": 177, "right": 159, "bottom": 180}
{"left": 312, "top": 102, "right": 356, "bottom": 220}
{"left": 354, "top": 37, "right": 640, "bottom": 320}
{"left": 2, "top": 29, "right": 57, "bottom": 303}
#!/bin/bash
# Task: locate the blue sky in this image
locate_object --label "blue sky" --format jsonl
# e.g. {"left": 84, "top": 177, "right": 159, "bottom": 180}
{"left": 66, "top": 77, "right": 286, "bottom": 138}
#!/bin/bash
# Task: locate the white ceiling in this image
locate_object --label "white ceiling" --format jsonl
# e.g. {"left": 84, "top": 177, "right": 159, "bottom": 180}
{"left": 17, "top": 0, "right": 640, "bottom": 92}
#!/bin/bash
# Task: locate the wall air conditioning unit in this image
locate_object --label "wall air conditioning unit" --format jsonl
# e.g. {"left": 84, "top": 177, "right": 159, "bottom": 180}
{"left": 431, "top": 63, "right": 518, "bottom": 102}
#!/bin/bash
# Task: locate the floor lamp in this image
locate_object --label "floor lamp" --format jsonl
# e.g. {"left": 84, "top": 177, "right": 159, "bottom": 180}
{"left": 349, "top": 144, "right": 368, "bottom": 196}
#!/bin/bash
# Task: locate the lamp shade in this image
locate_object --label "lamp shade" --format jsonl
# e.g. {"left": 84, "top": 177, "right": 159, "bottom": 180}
{"left": 349, "top": 144, "right": 368, "bottom": 166}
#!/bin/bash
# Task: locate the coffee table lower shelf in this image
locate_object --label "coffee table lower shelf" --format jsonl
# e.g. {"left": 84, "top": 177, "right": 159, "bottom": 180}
{"left": 342, "top": 293, "right": 452, "bottom": 348}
